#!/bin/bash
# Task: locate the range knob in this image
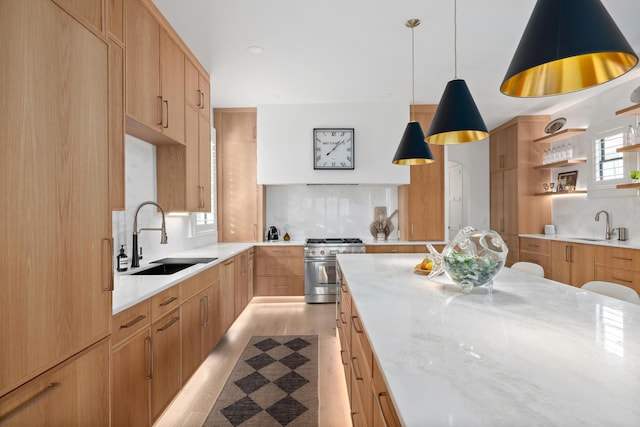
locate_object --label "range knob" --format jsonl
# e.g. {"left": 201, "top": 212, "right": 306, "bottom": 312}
{"left": 320, "top": 250, "right": 325, "bottom": 255}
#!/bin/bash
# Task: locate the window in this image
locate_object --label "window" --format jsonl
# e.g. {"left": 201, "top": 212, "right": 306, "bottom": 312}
{"left": 593, "top": 130, "right": 624, "bottom": 185}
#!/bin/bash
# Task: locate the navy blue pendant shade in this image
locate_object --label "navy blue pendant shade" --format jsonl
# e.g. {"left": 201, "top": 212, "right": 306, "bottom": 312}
{"left": 501, "top": 0, "right": 638, "bottom": 97}
{"left": 425, "top": 79, "right": 489, "bottom": 145}
{"left": 393, "top": 121, "right": 435, "bottom": 165}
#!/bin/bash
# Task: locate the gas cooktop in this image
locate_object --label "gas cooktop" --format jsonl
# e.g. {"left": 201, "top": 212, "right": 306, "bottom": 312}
{"left": 305, "top": 238, "right": 363, "bottom": 245}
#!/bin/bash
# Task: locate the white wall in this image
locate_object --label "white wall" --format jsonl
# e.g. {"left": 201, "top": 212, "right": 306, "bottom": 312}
{"left": 548, "top": 76, "right": 640, "bottom": 240}
{"left": 257, "top": 103, "right": 410, "bottom": 185}
{"left": 112, "top": 135, "right": 216, "bottom": 267}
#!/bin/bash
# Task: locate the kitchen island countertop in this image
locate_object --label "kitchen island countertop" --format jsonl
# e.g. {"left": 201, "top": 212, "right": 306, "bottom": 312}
{"left": 337, "top": 253, "right": 640, "bottom": 427}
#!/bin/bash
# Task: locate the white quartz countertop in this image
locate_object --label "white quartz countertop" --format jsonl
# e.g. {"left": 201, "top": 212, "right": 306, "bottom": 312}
{"left": 520, "top": 233, "right": 640, "bottom": 250}
{"left": 337, "top": 253, "right": 640, "bottom": 427}
{"left": 113, "top": 242, "right": 254, "bottom": 314}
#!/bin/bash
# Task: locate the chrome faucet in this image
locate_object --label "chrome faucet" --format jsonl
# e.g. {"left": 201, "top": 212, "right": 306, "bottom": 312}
{"left": 594, "top": 210, "right": 615, "bottom": 240}
{"left": 131, "top": 201, "right": 168, "bottom": 268}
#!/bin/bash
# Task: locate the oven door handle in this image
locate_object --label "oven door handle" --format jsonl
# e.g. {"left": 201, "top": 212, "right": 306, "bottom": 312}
{"left": 304, "top": 257, "right": 336, "bottom": 263}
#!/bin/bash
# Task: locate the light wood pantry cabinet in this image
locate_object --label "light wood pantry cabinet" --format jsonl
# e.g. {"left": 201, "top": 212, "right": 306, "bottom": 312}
{"left": 254, "top": 246, "right": 305, "bottom": 296}
{"left": 398, "top": 105, "right": 445, "bottom": 241}
{"left": 125, "top": 0, "right": 185, "bottom": 145}
{"left": 518, "top": 237, "right": 551, "bottom": 278}
{"left": 0, "top": 338, "right": 110, "bottom": 426}
{"left": 489, "top": 116, "right": 551, "bottom": 266}
{"left": 550, "top": 241, "right": 595, "bottom": 287}
{"left": 595, "top": 246, "right": 640, "bottom": 293}
{"left": 215, "top": 108, "right": 265, "bottom": 242}
{"left": 1, "top": 0, "right": 112, "bottom": 398}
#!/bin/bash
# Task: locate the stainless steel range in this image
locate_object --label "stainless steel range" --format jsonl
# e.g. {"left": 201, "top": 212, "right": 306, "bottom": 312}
{"left": 304, "top": 238, "right": 365, "bottom": 303}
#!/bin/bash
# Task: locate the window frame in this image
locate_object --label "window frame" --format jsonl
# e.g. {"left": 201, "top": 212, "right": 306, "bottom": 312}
{"left": 591, "top": 125, "right": 626, "bottom": 189}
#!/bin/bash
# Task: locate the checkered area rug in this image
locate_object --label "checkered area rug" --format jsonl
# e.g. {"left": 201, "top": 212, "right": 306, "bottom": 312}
{"left": 203, "top": 335, "right": 318, "bottom": 427}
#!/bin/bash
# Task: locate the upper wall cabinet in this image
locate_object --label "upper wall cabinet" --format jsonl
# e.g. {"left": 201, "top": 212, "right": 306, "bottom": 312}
{"left": 125, "top": 0, "right": 185, "bottom": 145}
{"left": 186, "top": 59, "right": 211, "bottom": 122}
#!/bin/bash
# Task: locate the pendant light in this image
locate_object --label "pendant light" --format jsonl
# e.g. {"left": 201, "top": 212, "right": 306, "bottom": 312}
{"left": 425, "top": 0, "right": 488, "bottom": 145}
{"left": 393, "top": 19, "right": 435, "bottom": 165}
{"left": 501, "top": 0, "right": 638, "bottom": 97}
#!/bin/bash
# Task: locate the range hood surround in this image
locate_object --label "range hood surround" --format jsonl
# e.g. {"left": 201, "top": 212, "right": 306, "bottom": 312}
{"left": 257, "top": 103, "right": 411, "bottom": 185}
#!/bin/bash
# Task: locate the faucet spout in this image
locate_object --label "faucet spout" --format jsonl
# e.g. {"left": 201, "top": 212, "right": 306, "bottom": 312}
{"left": 594, "top": 210, "right": 614, "bottom": 240}
{"left": 131, "top": 201, "right": 168, "bottom": 268}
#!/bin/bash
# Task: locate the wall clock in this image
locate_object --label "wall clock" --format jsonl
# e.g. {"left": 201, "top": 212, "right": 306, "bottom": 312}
{"left": 313, "top": 128, "right": 354, "bottom": 170}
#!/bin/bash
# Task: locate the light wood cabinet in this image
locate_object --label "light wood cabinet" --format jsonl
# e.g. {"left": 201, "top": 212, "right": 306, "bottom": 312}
{"left": 595, "top": 246, "right": 640, "bottom": 293}
{"left": 550, "top": 241, "right": 595, "bottom": 287}
{"left": 220, "top": 259, "right": 236, "bottom": 334}
{"left": 52, "top": 0, "right": 103, "bottom": 35}
{"left": 107, "top": 0, "right": 124, "bottom": 43}
{"left": 202, "top": 281, "right": 221, "bottom": 357}
{"left": 0, "top": 338, "right": 110, "bottom": 426}
{"left": 185, "top": 58, "right": 210, "bottom": 121}
{"left": 518, "top": 237, "right": 551, "bottom": 278}
{"left": 125, "top": 0, "right": 185, "bottom": 145}
{"left": 1, "top": 0, "right": 111, "bottom": 396}
{"left": 366, "top": 244, "right": 445, "bottom": 253}
{"left": 489, "top": 116, "right": 552, "bottom": 266}
{"left": 372, "top": 358, "right": 401, "bottom": 427}
{"left": 151, "top": 309, "right": 181, "bottom": 421}
{"left": 109, "top": 39, "right": 126, "bottom": 210}
{"left": 112, "top": 329, "right": 152, "bottom": 427}
{"left": 254, "top": 246, "right": 305, "bottom": 296}
{"left": 234, "top": 250, "right": 254, "bottom": 318}
{"left": 397, "top": 105, "right": 445, "bottom": 241}
{"left": 215, "top": 108, "right": 265, "bottom": 241}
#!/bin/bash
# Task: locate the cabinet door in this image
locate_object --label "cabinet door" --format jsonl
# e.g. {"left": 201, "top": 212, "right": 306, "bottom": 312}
{"left": 0, "top": 338, "right": 109, "bottom": 426}
{"left": 199, "top": 114, "right": 212, "bottom": 211}
{"left": 503, "top": 168, "right": 518, "bottom": 234}
{"left": 112, "top": 330, "right": 151, "bottom": 427}
{"left": 159, "top": 28, "right": 185, "bottom": 144}
{"left": 247, "top": 250, "right": 255, "bottom": 302}
{"left": 1, "top": 0, "right": 111, "bottom": 395}
{"left": 490, "top": 124, "right": 517, "bottom": 172}
{"left": 489, "top": 171, "right": 504, "bottom": 232}
{"left": 53, "top": 0, "right": 103, "bottom": 34}
{"left": 215, "top": 108, "right": 264, "bottom": 242}
{"left": 199, "top": 73, "right": 210, "bottom": 120}
{"left": 202, "top": 281, "right": 221, "bottom": 357}
{"left": 570, "top": 243, "right": 595, "bottom": 287}
{"left": 151, "top": 310, "right": 181, "bottom": 421}
{"left": 125, "top": 0, "right": 160, "bottom": 130}
{"left": 551, "top": 241, "right": 572, "bottom": 285}
{"left": 235, "top": 252, "right": 247, "bottom": 318}
{"left": 181, "top": 291, "right": 206, "bottom": 384}
{"left": 185, "top": 59, "right": 201, "bottom": 110}
{"left": 185, "top": 106, "right": 202, "bottom": 211}
{"left": 109, "top": 39, "right": 125, "bottom": 210}
{"left": 219, "top": 259, "right": 236, "bottom": 334}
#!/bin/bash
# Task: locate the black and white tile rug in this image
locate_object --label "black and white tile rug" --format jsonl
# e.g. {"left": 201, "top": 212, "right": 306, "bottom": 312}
{"left": 203, "top": 335, "right": 318, "bottom": 427}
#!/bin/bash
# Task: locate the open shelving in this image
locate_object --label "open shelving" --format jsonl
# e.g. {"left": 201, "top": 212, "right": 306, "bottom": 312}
{"left": 534, "top": 157, "right": 587, "bottom": 170}
{"left": 534, "top": 190, "right": 587, "bottom": 196}
{"left": 533, "top": 128, "right": 586, "bottom": 144}
{"left": 615, "top": 104, "right": 640, "bottom": 116}
{"left": 616, "top": 143, "right": 640, "bottom": 153}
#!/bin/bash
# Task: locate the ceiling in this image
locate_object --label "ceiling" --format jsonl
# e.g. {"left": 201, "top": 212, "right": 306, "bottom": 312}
{"left": 152, "top": 0, "right": 640, "bottom": 130}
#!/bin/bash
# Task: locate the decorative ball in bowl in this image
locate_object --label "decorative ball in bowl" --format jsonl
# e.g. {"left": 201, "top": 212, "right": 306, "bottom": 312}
{"left": 442, "top": 227, "right": 508, "bottom": 294}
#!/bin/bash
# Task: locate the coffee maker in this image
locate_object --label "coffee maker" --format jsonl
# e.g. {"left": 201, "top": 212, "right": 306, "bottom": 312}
{"left": 266, "top": 226, "right": 280, "bottom": 241}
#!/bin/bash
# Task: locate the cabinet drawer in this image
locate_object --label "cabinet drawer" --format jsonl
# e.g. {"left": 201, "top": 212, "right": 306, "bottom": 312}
{"left": 519, "top": 237, "right": 550, "bottom": 254}
{"left": 0, "top": 338, "right": 109, "bottom": 426}
{"left": 255, "top": 245, "right": 303, "bottom": 258}
{"left": 181, "top": 265, "right": 219, "bottom": 301}
{"left": 151, "top": 286, "right": 180, "bottom": 323}
{"left": 596, "top": 246, "right": 640, "bottom": 271}
{"left": 350, "top": 325, "right": 373, "bottom": 426}
{"left": 517, "top": 252, "right": 551, "bottom": 277}
{"left": 112, "top": 300, "right": 150, "bottom": 347}
{"left": 255, "top": 257, "right": 303, "bottom": 277}
{"left": 351, "top": 304, "right": 373, "bottom": 377}
{"left": 372, "top": 358, "right": 401, "bottom": 427}
{"left": 254, "top": 277, "right": 304, "bottom": 296}
{"left": 595, "top": 265, "right": 640, "bottom": 293}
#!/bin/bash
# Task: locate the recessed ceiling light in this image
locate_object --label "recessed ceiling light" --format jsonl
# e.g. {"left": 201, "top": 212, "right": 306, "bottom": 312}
{"left": 247, "top": 45, "right": 264, "bottom": 54}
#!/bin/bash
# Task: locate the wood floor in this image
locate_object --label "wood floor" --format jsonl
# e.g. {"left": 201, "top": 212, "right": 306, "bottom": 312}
{"left": 154, "top": 297, "right": 352, "bottom": 427}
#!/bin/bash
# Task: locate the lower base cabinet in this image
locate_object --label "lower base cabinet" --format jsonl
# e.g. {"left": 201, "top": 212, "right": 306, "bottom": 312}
{"left": 0, "top": 337, "right": 110, "bottom": 426}
{"left": 151, "top": 309, "right": 181, "bottom": 421}
{"left": 550, "top": 241, "right": 595, "bottom": 287}
{"left": 112, "top": 329, "right": 151, "bottom": 427}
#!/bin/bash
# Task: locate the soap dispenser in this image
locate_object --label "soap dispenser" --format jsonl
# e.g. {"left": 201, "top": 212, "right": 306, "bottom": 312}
{"left": 117, "top": 244, "right": 128, "bottom": 272}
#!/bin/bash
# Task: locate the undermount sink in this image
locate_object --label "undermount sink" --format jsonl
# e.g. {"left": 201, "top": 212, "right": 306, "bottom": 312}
{"left": 572, "top": 237, "right": 605, "bottom": 242}
{"left": 130, "top": 263, "right": 195, "bottom": 275}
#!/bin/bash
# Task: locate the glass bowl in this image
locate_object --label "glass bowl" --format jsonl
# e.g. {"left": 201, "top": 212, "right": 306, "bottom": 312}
{"left": 442, "top": 227, "right": 508, "bottom": 293}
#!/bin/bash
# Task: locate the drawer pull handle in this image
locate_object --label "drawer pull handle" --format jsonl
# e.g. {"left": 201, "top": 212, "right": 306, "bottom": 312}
{"left": 159, "top": 296, "right": 178, "bottom": 307}
{"left": 375, "top": 391, "right": 393, "bottom": 427}
{"left": 120, "top": 315, "right": 146, "bottom": 329}
{"left": 0, "top": 382, "right": 61, "bottom": 424}
{"left": 612, "top": 256, "right": 633, "bottom": 261}
{"left": 341, "top": 284, "right": 348, "bottom": 293}
{"left": 351, "top": 357, "right": 363, "bottom": 381}
{"left": 273, "top": 285, "right": 289, "bottom": 289}
{"left": 340, "top": 312, "right": 347, "bottom": 325}
{"left": 339, "top": 350, "right": 348, "bottom": 366}
{"left": 612, "top": 276, "right": 633, "bottom": 283}
{"left": 352, "top": 316, "right": 364, "bottom": 334}
{"left": 157, "top": 316, "right": 179, "bottom": 332}
{"left": 145, "top": 336, "right": 153, "bottom": 380}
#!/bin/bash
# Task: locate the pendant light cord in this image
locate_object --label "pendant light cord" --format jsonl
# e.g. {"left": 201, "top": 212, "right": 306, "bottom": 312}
{"left": 411, "top": 24, "right": 415, "bottom": 121}
{"left": 454, "top": 0, "right": 458, "bottom": 79}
